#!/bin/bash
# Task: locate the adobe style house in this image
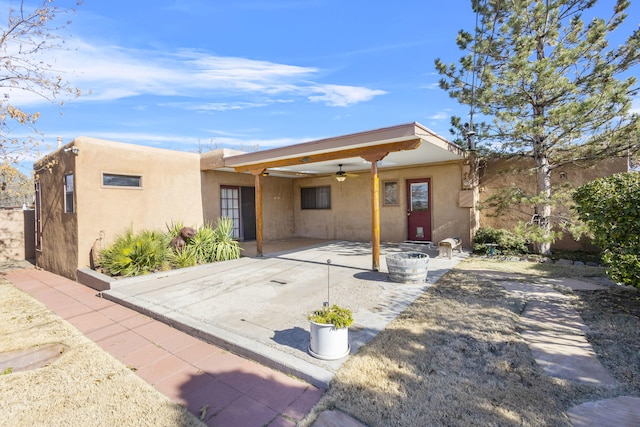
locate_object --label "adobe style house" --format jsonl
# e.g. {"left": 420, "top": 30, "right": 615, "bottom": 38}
{"left": 34, "top": 122, "right": 476, "bottom": 280}
{"left": 33, "top": 121, "right": 628, "bottom": 280}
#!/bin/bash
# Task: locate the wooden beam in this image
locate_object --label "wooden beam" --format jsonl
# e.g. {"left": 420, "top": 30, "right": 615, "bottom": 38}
{"left": 371, "top": 160, "right": 381, "bottom": 271}
{"left": 233, "top": 139, "right": 421, "bottom": 173}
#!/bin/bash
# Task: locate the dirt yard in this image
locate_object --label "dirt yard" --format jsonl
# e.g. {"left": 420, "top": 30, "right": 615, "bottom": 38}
{"left": 302, "top": 257, "right": 640, "bottom": 426}
{"left": 2, "top": 257, "right": 638, "bottom": 426}
{"left": 0, "top": 278, "right": 204, "bottom": 427}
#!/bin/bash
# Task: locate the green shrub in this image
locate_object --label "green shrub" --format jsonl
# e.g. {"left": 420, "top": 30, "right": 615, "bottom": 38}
{"left": 190, "top": 224, "right": 217, "bottom": 264}
{"left": 211, "top": 217, "right": 241, "bottom": 261}
{"left": 308, "top": 304, "right": 354, "bottom": 329}
{"left": 166, "top": 220, "right": 186, "bottom": 239}
{"left": 98, "top": 228, "right": 171, "bottom": 277}
{"left": 169, "top": 244, "right": 198, "bottom": 268}
{"left": 573, "top": 172, "right": 640, "bottom": 288}
{"left": 473, "top": 227, "right": 528, "bottom": 255}
{"left": 168, "top": 217, "right": 241, "bottom": 266}
{"left": 100, "top": 217, "right": 242, "bottom": 277}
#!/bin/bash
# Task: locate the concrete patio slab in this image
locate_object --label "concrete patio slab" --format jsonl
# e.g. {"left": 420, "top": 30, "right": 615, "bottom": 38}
{"left": 102, "top": 240, "right": 466, "bottom": 388}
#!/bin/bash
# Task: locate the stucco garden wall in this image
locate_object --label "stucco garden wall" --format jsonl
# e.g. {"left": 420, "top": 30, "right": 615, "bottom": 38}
{"left": 479, "top": 156, "right": 628, "bottom": 250}
{"left": 292, "top": 162, "right": 474, "bottom": 247}
{"left": 0, "top": 208, "right": 35, "bottom": 262}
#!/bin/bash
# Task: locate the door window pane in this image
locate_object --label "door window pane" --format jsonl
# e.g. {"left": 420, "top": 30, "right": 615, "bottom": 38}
{"left": 410, "top": 183, "right": 429, "bottom": 211}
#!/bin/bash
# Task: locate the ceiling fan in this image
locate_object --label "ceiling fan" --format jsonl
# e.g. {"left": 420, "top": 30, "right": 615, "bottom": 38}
{"left": 335, "top": 164, "right": 358, "bottom": 182}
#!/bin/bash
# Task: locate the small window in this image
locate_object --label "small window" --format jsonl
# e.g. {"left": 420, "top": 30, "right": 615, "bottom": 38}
{"left": 301, "top": 186, "right": 331, "bottom": 209}
{"left": 64, "top": 174, "right": 74, "bottom": 213}
{"left": 383, "top": 181, "right": 399, "bottom": 206}
{"left": 103, "top": 173, "right": 142, "bottom": 188}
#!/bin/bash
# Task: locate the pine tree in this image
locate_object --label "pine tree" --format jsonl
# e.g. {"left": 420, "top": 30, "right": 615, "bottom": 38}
{"left": 436, "top": 0, "right": 640, "bottom": 254}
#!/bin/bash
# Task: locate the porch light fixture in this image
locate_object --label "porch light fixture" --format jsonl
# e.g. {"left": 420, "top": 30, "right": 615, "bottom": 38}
{"left": 335, "top": 164, "right": 347, "bottom": 182}
{"left": 463, "top": 123, "right": 476, "bottom": 151}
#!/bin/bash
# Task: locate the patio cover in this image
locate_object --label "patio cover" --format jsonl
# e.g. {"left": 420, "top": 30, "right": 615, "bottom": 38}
{"left": 201, "top": 122, "right": 467, "bottom": 270}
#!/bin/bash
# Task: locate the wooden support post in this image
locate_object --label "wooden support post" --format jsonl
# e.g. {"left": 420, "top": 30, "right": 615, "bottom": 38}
{"left": 251, "top": 169, "right": 265, "bottom": 257}
{"left": 362, "top": 153, "right": 389, "bottom": 271}
{"left": 370, "top": 160, "right": 381, "bottom": 271}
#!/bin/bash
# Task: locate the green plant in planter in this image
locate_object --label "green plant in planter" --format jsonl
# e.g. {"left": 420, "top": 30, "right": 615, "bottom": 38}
{"left": 211, "top": 217, "right": 241, "bottom": 261}
{"left": 308, "top": 304, "right": 353, "bottom": 329}
{"left": 98, "top": 228, "right": 171, "bottom": 277}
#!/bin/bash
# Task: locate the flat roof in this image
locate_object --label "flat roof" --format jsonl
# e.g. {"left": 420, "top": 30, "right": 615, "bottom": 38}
{"left": 201, "top": 122, "right": 467, "bottom": 177}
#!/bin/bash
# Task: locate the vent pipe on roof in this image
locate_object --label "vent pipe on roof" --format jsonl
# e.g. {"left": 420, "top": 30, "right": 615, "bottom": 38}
{"left": 57, "top": 136, "right": 62, "bottom": 148}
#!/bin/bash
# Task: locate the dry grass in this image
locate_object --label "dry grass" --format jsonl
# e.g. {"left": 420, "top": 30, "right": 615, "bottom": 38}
{"left": 302, "top": 257, "right": 640, "bottom": 427}
{"left": 0, "top": 279, "right": 204, "bottom": 427}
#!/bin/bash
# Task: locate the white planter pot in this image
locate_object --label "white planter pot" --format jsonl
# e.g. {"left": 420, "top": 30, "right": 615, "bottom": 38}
{"left": 308, "top": 321, "right": 350, "bottom": 360}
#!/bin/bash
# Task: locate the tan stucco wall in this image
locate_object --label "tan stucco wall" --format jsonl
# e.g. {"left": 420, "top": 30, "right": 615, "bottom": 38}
{"left": 201, "top": 170, "right": 294, "bottom": 240}
{"left": 34, "top": 147, "right": 79, "bottom": 279}
{"left": 35, "top": 137, "right": 204, "bottom": 279}
{"left": 479, "top": 156, "right": 628, "bottom": 250}
{"left": 0, "top": 208, "right": 35, "bottom": 261}
{"left": 292, "top": 162, "right": 474, "bottom": 247}
{"left": 74, "top": 137, "right": 204, "bottom": 272}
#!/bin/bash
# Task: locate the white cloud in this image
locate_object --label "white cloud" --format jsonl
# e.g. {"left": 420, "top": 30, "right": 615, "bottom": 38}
{"left": 16, "top": 40, "right": 386, "bottom": 108}
{"left": 307, "top": 84, "right": 387, "bottom": 107}
{"left": 420, "top": 82, "right": 441, "bottom": 90}
{"left": 428, "top": 111, "right": 451, "bottom": 120}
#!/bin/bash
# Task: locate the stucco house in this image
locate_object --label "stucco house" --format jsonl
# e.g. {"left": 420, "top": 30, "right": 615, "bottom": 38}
{"left": 34, "top": 122, "right": 478, "bottom": 280}
{"left": 33, "top": 121, "right": 628, "bottom": 281}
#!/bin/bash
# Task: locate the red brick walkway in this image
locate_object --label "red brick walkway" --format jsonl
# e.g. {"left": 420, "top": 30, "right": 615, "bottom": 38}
{"left": 4, "top": 268, "right": 322, "bottom": 427}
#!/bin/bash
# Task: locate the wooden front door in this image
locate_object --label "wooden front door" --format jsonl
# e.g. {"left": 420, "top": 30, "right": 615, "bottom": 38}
{"left": 406, "top": 178, "right": 432, "bottom": 241}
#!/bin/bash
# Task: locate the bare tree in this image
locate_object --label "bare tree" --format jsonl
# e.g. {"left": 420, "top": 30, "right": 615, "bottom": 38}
{"left": 1, "top": 0, "right": 82, "bottom": 170}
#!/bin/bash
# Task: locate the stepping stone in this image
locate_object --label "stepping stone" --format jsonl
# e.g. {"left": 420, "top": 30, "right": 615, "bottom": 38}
{"left": 311, "top": 410, "right": 367, "bottom": 427}
{"left": 568, "top": 396, "right": 640, "bottom": 426}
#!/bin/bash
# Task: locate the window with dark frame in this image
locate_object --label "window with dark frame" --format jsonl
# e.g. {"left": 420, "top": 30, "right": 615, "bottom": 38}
{"left": 102, "top": 173, "right": 142, "bottom": 188}
{"left": 35, "top": 181, "right": 41, "bottom": 250}
{"left": 301, "top": 186, "right": 331, "bottom": 209}
{"left": 64, "top": 174, "right": 74, "bottom": 213}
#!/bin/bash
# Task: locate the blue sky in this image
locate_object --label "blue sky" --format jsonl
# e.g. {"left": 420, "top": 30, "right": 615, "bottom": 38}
{"left": 12, "top": 0, "right": 640, "bottom": 162}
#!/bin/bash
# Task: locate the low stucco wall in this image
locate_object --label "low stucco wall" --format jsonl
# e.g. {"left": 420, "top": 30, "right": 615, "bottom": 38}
{"left": 479, "top": 156, "right": 628, "bottom": 250}
{"left": 0, "top": 208, "right": 35, "bottom": 262}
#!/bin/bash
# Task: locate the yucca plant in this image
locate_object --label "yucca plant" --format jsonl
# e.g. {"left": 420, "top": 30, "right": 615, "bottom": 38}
{"left": 169, "top": 244, "right": 198, "bottom": 268}
{"left": 190, "top": 224, "right": 217, "bottom": 264}
{"left": 211, "top": 217, "right": 241, "bottom": 261}
{"left": 165, "top": 220, "right": 186, "bottom": 239}
{"left": 99, "top": 228, "right": 171, "bottom": 277}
